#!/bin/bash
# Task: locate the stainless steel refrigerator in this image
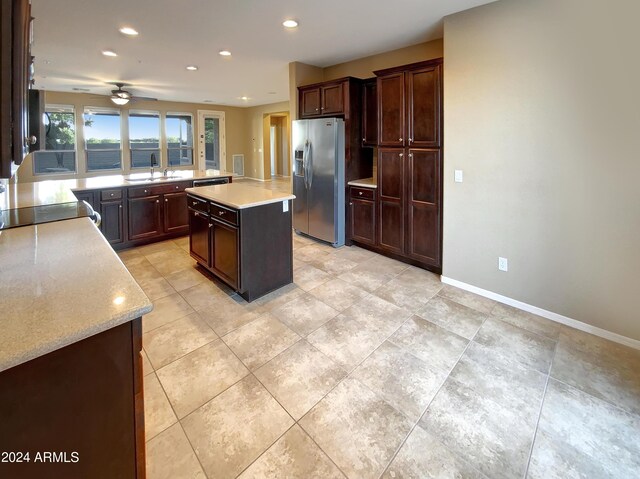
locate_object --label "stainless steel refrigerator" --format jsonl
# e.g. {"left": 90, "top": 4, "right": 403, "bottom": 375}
{"left": 292, "top": 118, "right": 345, "bottom": 247}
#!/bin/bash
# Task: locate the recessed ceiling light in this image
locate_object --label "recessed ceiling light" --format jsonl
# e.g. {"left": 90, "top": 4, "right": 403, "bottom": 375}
{"left": 102, "top": 50, "right": 118, "bottom": 57}
{"left": 186, "top": 65, "right": 198, "bottom": 71}
{"left": 283, "top": 19, "right": 298, "bottom": 28}
{"left": 219, "top": 50, "right": 232, "bottom": 57}
{"left": 119, "top": 26, "right": 139, "bottom": 36}
{"left": 240, "top": 96, "right": 249, "bottom": 101}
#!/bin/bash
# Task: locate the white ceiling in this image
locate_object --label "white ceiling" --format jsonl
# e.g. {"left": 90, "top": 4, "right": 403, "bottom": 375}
{"left": 32, "top": 0, "right": 492, "bottom": 107}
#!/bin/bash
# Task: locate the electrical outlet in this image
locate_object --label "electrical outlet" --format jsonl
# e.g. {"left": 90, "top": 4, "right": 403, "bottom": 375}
{"left": 454, "top": 170, "right": 463, "bottom": 183}
{"left": 498, "top": 257, "right": 508, "bottom": 272}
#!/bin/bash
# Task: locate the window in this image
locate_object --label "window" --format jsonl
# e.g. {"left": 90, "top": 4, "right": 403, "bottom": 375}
{"left": 129, "top": 111, "right": 161, "bottom": 169}
{"left": 33, "top": 105, "right": 77, "bottom": 175}
{"left": 166, "top": 113, "right": 194, "bottom": 166}
{"left": 84, "top": 108, "right": 122, "bottom": 171}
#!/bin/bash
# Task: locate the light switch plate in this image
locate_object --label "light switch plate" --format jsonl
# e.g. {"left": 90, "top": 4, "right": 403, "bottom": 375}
{"left": 454, "top": 170, "right": 464, "bottom": 183}
{"left": 498, "top": 257, "right": 508, "bottom": 272}
{"left": 282, "top": 200, "right": 289, "bottom": 212}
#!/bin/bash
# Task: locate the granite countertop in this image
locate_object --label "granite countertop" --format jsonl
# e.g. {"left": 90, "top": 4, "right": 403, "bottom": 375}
{"left": 0, "top": 170, "right": 234, "bottom": 210}
{"left": 186, "top": 183, "right": 295, "bottom": 209}
{"left": 0, "top": 218, "right": 153, "bottom": 372}
{"left": 348, "top": 177, "right": 377, "bottom": 188}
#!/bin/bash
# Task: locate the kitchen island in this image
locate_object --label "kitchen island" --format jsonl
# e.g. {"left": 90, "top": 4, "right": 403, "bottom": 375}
{"left": 0, "top": 218, "right": 153, "bottom": 479}
{"left": 186, "top": 183, "right": 295, "bottom": 302}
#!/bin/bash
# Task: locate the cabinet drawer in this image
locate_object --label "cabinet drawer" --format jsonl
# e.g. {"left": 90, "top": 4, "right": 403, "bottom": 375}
{"left": 155, "top": 181, "right": 192, "bottom": 195}
{"left": 188, "top": 195, "right": 209, "bottom": 213}
{"left": 350, "top": 187, "right": 375, "bottom": 200}
{"left": 210, "top": 202, "right": 238, "bottom": 226}
{"left": 101, "top": 188, "right": 122, "bottom": 201}
{"left": 128, "top": 185, "right": 156, "bottom": 198}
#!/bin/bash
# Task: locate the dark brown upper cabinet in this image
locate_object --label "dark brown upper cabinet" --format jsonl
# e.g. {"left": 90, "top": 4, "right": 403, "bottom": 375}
{"left": 375, "top": 60, "right": 442, "bottom": 149}
{"left": 300, "top": 87, "right": 321, "bottom": 117}
{"left": 407, "top": 65, "right": 441, "bottom": 148}
{"left": 298, "top": 78, "right": 352, "bottom": 119}
{"left": 377, "top": 73, "right": 405, "bottom": 147}
{"left": 361, "top": 78, "right": 377, "bottom": 147}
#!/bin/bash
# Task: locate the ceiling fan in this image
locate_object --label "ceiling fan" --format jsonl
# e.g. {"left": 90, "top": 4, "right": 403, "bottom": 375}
{"left": 108, "top": 82, "right": 157, "bottom": 106}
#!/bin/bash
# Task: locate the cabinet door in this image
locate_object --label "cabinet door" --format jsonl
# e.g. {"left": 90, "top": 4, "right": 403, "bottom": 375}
{"left": 127, "top": 196, "right": 162, "bottom": 241}
{"left": 189, "top": 209, "right": 211, "bottom": 267}
{"left": 321, "top": 82, "right": 344, "bottom": 115}
{"left": 377, "top": 148, "right": 405, "bottom": 253}
{"left": 100, "top": 200, "right": 124, "bottom": 245}
{"left": 407, "top": 65, "right": 441, "bottom": 148}
{"left": 378, "top": 72, "right": 405, "bottom": 147}
{"left": 350, "top": 198, "right": 376, "bottom": 245}
{"left": 407, "top": 149, "right": 441, "bottom": 267}
{"left": 362, "top": 79, "right": 378, "bottom": 146}
{"left": 211, "top": 218, "right": 239, "bottom": 290}
{"left": 300, "top": 87, "right": 321, "bottom": 118}
{"left": 163, "top": 192, "right": 189, "bottom": 234}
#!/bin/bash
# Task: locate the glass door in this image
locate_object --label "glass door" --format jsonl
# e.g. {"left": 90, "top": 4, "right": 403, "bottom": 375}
{"left": 197, "top": 111, "right": 226, "bottom": 171}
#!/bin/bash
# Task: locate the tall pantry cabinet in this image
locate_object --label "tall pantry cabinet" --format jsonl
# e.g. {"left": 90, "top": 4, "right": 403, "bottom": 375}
{"left": 375, "top": 59, "right": 443, "bottom": 272}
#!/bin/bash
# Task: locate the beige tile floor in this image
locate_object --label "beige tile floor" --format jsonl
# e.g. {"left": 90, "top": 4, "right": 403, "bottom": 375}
{"left": 117, "top": 177, "right": 640, "bottom": 479}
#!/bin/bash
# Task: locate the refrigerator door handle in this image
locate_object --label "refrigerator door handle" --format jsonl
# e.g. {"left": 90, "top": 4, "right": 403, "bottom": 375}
{"left": 307, "top": 140, "right": 313, "bottom": 189}
{"left": 303, "top": 140, "right": 311, "bottom": 189}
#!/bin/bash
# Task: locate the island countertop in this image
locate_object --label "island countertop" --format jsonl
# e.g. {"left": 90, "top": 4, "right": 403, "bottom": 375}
{"left": 0, "top": 217, "right": 153, "bottom": 372}
{"left": 0, "top": 169, "right": 233, "bottom": 210}
{"left": 186, "top": 183, "right": 295, "bottom": 209}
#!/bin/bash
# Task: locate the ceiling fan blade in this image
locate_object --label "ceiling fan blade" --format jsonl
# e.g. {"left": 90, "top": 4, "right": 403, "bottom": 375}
{"left": 131, "top": 96, "right": 158, "bottom": 101}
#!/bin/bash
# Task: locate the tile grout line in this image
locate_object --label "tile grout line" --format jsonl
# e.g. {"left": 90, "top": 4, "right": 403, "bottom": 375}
{"left": 522, "top": 335, "right": 559, "bottom": 478}
{"left": 376, "top": 315, "right": 488, "bottom": 479}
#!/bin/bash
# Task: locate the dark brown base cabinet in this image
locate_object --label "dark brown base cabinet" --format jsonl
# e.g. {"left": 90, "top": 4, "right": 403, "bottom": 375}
{"left": 73, "top": 178, "right": 227, "bottom": 250}
{"left": 0, "top": 318, "right": 145, "bottom": 479}
{"left": 349, "top": 186, "right": 376, "bottom": 246}
{"left": 188, "top": 194, "right": 293, "bottom": 302}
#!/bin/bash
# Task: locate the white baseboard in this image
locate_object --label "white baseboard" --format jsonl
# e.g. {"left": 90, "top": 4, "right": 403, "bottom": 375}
{"left": 441, "top": 276, "right": 640, "bottom": 350}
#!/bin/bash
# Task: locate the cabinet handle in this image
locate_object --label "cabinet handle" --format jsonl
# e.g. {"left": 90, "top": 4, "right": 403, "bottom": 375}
{"left": 399, "top": 138, "right": 403, "bottom": 142}
{"left": 194, "top": 211, "right": 200, "bottom": 217}
{"left": 362, "top": 138, "right": 366, "bottom": 142}
{"left": 165, "top": 199, "right": 168, "bottom": 202}
{"left": 358, "top": 191, "right": 363, "bottom": 195}
{"left": 399, "top": 153, "right": 404, "bottom": 157}
{"left": 144, "top": 190, "right": 148, "bottom": 193}
{"left": 218, "top": 210, "right": 225, "bottom": 215}
{"left": 119, "top": 205, "right": 122, "bottom": 209}
{"left": 156, "top": 199, "right": 159, "bottom": 204}
{"left": 175, "top": 186, "right": 179, "bottom": 189}
{"left": 209, "top": 224, "right": 213, "bottom": 228}
{"left": 409, "top": 153, "right": 413, "bottom": 157}
{"left": 192, "top": 201, "right": 198, "bottom": 205}
{"left": 409, "top": 138, "right": 413, "bottom": 143}
{"left": 315, "top": 108, "right": 319, "bottom": 111}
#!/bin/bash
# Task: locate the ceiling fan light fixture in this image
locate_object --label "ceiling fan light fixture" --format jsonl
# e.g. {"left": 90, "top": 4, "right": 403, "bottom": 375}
{"left": 111, "top": 95, "right": 130, "bottom": 105}
{"left": 119, "top": 26, "right": 139, "bottom": 36}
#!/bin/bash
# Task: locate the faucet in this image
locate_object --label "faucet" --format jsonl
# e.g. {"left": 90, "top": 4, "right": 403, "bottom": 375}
{"left": 163, "top": 168, "right": 169, "bottom": 177}
{"left": 150, "top": 153, "right": 157, "bottom": 177}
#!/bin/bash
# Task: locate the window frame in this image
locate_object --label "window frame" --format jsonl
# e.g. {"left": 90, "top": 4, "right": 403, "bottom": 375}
{"left": 165, "top": 112, "right": 195, "bottom": 169}
{"left": 128, "top": 109, "right": 162, "bottom": 169}
{"left": 83, "top": 106, "right": 123, "bottom": 173}
{"left": 32, "top": 104, "right": 78, "bottom": 176}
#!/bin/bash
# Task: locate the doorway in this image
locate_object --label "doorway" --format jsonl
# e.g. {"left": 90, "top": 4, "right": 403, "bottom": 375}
{"left": 197, "top": 110, "right": 226, "bottom": 171}
{"left": 262, "top": 112, "right": 290, "bottom": 179}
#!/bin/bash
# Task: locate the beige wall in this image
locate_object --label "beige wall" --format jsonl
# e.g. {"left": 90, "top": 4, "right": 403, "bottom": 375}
{"left": 323, "top": 39, "right": 443, "bottom": 81}
{"left": 17, "top": 91, "right": 248, "bottom": 182}
{"left": 288, "top": 62, "right": 324, "bottom": 121}
{"left": 243, "top": 101, "right": 290, "bottom": 179}
{"left": 443, "top": 0, "right": 640, "bottom": 340}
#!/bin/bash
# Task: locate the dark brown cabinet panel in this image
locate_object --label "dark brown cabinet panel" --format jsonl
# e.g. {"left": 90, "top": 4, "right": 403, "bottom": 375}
{"left": 321, "top": 82, "right": 344, "bottom": 115}
{"left": 128, "top": 196, "right": 161, "bottom": 241}
{"left": 300, "top": 87, "right": 321, "bottom": 117}
{"left": 378, "top": 148, "right": 405, "bottom": 254}
{"left": 163, "top": 191, "right": 189, "bottom": 234}
{"left": 407, "top": 149, "right": 441, "bottom": 266}
{"left": 362, "top": 79, "right": 378, "bottom": 146}
{"left": 407, "top": 66, "right": 441, "bottom": 148}
{"left": 211, "top": 219, "right": 239, "bottom": 290}
{"left": 188, "top": 208, "right": 210, "bottom": 267}
{"left": 377, "top": 72, "right": 405, "bottom": 146}
{"left": 74, "top": 190, "right": 98, "bottom": 211}
{"left": 100, "top": 200, "right": 124, "bottom": 245}
{"left": 350, "top": 198, "right": 376, "bottom": 246}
